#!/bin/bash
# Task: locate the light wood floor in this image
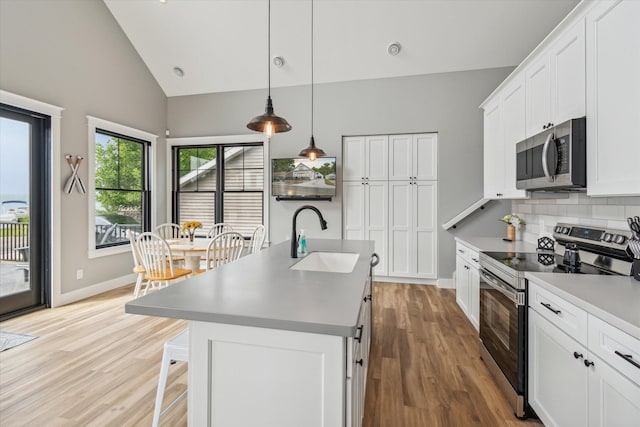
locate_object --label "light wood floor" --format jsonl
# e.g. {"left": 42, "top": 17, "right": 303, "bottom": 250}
{"left": 0, "top": 282, "right": 542, "bottom": 426}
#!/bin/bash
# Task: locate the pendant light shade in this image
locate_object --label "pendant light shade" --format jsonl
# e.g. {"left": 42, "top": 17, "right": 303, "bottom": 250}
{"left": 300, "top": 0, "right": 326, "bottom": 160}
{"left": 247, "top": 0, "right": 291, "bottom": 137}
{"left": 298, "top": 136, "right": 326, "bottom": 161}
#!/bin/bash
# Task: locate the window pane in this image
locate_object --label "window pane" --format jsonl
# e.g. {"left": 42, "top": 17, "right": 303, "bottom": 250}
{"left": 95, "top": 133, "right": 118, "bottom": 189}
{"left": 95, "top": 190, "right": 143, "bottom": 246}
{"left": 222, "top": 192, "right": 262, "bottom": 237}
{"left": 178, "top": 192, "right": 215, "bottom": 236}
{"left": 244, "top": 169, "right": 264, "bottom": 191}
{"left": 118, "top": 139, "right": 142, "bottom": 190}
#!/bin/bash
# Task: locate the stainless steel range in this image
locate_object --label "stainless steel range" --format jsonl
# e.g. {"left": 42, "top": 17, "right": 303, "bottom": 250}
{"left": 478, "top": 223, "right": 634, "bottom": 419}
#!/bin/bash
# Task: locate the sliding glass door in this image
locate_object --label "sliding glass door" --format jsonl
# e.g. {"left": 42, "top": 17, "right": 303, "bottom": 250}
{"left": 0, "top": 104, "right": 50, "bottom": 318}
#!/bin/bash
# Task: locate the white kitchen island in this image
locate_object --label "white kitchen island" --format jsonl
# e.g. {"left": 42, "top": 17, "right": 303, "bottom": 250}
{"left": 126, "top": 239, "right": 375, "bottom": 427}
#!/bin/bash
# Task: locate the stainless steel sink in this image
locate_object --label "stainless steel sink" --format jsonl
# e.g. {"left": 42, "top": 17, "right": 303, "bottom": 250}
{"left": 289, "top": 252, "right": 359, "bottom": 273}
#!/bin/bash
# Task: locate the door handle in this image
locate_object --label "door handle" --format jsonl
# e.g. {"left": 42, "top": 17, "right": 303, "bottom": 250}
{"left": 615, "top": 351, "right": 640, "bottom": 369}
{"left": 541, "top": 132, "right": 556, "bottom": 182}
{"left": 541, "top": 302, "right": 561, "bottom": 315}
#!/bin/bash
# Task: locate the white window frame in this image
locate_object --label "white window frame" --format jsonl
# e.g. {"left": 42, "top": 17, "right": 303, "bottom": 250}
{"left": 166, "top": 134, "right": 270, "bottom": 246}
{"left": 87, "top": 116, "right": 157, "bottom": 258}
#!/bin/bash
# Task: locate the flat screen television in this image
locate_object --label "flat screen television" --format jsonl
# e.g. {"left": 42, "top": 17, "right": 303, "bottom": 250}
{"left": 272, "top": 157, "right": 337, "bottom": 199}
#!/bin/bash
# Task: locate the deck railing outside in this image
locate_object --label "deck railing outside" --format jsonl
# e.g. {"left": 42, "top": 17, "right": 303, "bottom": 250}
{"left": 0, "top": 223, "right": 30, "bottom": 261}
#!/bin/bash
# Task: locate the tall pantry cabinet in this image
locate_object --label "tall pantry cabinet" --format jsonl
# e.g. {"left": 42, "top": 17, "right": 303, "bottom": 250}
{"left": 343, "top": 134, "right": 438, "bottom": 280}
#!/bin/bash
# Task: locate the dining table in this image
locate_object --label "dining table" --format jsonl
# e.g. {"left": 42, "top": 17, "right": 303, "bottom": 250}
{"left": 166, "top": 238, "right": 212, "bottom": 273}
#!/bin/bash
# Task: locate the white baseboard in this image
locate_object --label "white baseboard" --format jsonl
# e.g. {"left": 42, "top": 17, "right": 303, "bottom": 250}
{"left": 436, "top": 278, "right": 455, "bottom": 289}
{"left": 53, "top": 273, "right": 135, "bottom": 307}
{"left": 373, "top": 276, "right": 437, "bottom": 286}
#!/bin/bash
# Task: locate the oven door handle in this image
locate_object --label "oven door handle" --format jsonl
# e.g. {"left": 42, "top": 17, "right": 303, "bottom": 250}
{"left": 541, "top": 132, "right": 556, "bottom": 182}
{"left": 480, "top": 269, "right": 523, "bottom": 306}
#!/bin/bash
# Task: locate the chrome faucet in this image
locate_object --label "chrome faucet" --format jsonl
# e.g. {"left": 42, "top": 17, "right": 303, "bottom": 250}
{"left": 291, "top": 205, "right": 327, "bottom": 258}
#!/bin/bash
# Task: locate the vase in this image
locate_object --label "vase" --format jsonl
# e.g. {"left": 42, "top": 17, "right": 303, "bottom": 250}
{"left": 507, "top": 224, "right": 516, "bottom": 241}
{"left": 189, "top": 232, "right": 194, "bottom": 243}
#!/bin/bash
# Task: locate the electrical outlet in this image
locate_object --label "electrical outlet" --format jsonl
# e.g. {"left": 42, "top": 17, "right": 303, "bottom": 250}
{"left": 76, "top": 269, "right": 83, "bottom": 280}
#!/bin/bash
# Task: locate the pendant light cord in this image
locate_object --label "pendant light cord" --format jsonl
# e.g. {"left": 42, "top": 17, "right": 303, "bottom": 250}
{"left": 311, "top": 0, "right": 314, "bottom": 135}
{"left": 268, "top": 0, "right": 271, "bottom": 98}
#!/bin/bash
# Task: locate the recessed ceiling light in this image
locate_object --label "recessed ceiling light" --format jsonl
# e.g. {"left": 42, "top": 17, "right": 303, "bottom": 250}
{"left": 272, "top": 56, "right": 285, "bottom": 68}
{"left": 387, "top": 42, "right": 401, "bottom": 56}
{"left": 159, "top": 0, "right": 167, "bottom": 3}
{"left": 173, "top": 66, "right": 184, "bottom": 77}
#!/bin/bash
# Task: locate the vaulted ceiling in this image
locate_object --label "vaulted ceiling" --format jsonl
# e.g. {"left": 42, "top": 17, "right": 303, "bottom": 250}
{"left": 104, "top": 0, "right": 580, "bottom": 97}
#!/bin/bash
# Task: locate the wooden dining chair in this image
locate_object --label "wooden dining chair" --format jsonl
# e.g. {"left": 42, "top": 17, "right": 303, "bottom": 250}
{"left": 126, "top": 230, "right": 146, "bottom": 298}
{"left": 247, "top": 224, "right": 266, "bottom": 255}
{"left": 200, "top": 231, "right": 244, "bottom": 273}
{"left": 136, "top": 232, "right": 192, "bottom": 295}
{"left": 154, "top": 223, "right": 186, "bottom": 265}
{"left": 206, "top": 222, "right": 234, "bottom": 238}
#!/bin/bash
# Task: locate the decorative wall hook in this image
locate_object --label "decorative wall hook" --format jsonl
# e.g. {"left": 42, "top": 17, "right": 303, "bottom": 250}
{"left": 64, "top": 155, "right": 86, "bottom": 194}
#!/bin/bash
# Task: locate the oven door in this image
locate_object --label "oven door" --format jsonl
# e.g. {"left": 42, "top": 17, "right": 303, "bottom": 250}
{"left": 479, "top": 268, "right": 526, "bottom": 393}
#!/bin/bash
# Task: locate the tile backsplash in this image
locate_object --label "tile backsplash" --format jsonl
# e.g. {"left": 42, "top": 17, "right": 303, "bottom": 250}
{"left": 511, "top": 194, "right": 640, "bottom": 244}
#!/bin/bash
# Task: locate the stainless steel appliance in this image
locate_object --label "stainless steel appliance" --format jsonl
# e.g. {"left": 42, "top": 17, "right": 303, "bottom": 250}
{"left": 516, "top": 117, "right": 586, "bottom": 191}
{"left": 479, "top": 223, "right": 633, "bottom": 419}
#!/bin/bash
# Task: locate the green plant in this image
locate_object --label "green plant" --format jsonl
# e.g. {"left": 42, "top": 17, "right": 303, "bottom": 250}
{"left": 499, "top": 213, "right": 525, "bottom": 226}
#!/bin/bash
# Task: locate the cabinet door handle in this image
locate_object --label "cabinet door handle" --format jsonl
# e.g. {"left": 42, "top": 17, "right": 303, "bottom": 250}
{"left": 363, "top": 295, "right": 372, "bottom": 302}
{"left": 458, "top": 249, "right": 464, "bottom": 254}
{"left": 573, "top": 351, "right": 583, "bottom": 359}
{"left": 355, "top": 325, "right": 364, "bottom": 343}
{"left": 615, "top": 350, "right": 640, "bottom": 369}
{"left": 584, "top": 359, "right": 594, "bottom": 368}
{"left": 356, "top": 359, "right": 363, "bottom": 366}
{"left": 541, "top": 302, "right": 561, "bottom": 315}
{"left": 472, "top": 258, "right": 478, "bottom": 262}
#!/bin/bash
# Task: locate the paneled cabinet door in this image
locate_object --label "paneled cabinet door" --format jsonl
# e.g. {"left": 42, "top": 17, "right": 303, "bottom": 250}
{"left": 455, "top": 255, "right": 470, "bottom": 315}
{"left": 552, "top": 19, "right": 586, "bottom": 125}
{"left": 365, "top": 135, "right": 388, "bottom": 181}
{"left": 587, "top": 353, "right": 640, "bottom": 427}
{"left": 365, "top": 181, "right": 388, "bottom": 276}
{"left": 343, "top": 136, "right": 366, "bottom": 181}
{"left": 343, "top": 181, "right": 365, "bottom": 240}
{"left": 500, "top": 76, "right": 528, "bottom": 199}
{"left": 528, "top": 309, "right": 588, "bottom": 427}
{"left": 483, "top": 98, "right": 503, "bottom": 199}
{"left": 389, "top": 134, "right": 437, "bottom": 181}
{"left": 468, "top": 266, "right": 480, "bottom": 331}
{"left": 586, "top": 0, "right": 640, "bottom": 196}
{"left": 389, "top": 181, "right": 437, "bottom": 278}
{"left": 525, "top": 54, "right": 552, "bottom": 137}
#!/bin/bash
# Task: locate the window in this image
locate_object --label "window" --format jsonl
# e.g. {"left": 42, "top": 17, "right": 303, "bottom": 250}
{"left": 88, "top": 116, "right": 156, "bottom": 257}
{"left": 173, "top": 143, "right": 264, "bottom": 238}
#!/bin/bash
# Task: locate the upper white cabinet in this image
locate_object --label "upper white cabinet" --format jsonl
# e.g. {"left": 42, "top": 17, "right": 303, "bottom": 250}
{"left": 483, "top": 81, "right": 528, "bottom": 200}
{"left": 586, "top": 0, "right": 640, "bottom": 196}
{"left": 389, "top": 134, "right": 437, "bottom": 181}
{"left": 343, "top": 135, "right": 388, "bottom": 182}
{"left": 525, "top": 20, "right": 586, "bottom": 137}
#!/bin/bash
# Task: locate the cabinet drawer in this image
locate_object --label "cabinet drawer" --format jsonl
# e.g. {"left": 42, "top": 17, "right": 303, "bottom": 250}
{"left": 529, "top": 282, "right": 588, "bottom": 345}
{"left": 588, "top": 315, "right": 640, "bottom": 385}
{"left": 456, "top": 242, "right": 479, "bottom": 266}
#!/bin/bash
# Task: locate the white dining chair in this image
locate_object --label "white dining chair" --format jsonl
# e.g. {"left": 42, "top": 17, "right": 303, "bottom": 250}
{"left": 136, "top": 232, "right": 192, "bottom": 295}
{"left": 247, "top": 224, "right": 266, "bottom": 255}
{"left": 126, "top": 230, "right": 146, "bottom": 298}
{"left": 154, "top": 223, "right": 185, "bottom": 240}
{"left": 206, "top": 222, "right": 233, "bottom": 238}
{"left": 200, "top": 231, "right": 244, "bottom": 272}
{"left": 152, "top": 232, "right": 243, "bottom": 426}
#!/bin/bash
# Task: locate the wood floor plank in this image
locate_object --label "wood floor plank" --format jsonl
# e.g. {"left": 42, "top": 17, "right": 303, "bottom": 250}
{"left": 1, "top": 282, "right": 541, "bottom": 426}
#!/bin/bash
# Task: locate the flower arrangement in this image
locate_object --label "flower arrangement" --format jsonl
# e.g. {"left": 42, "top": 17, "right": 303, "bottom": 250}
{"left": 499, "top": 214, "right": 526, "bottom": 227}
{"left": 181, "top": 221, "right": 202, "bottom": 242}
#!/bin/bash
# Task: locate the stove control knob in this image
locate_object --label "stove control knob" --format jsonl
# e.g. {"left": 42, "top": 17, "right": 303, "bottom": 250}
{"left": 614, "top": 235, "right": 626, "bottom": 245}
{"left": 554, "top": 226, "right": 561, "bottom": 233}
{"left": 602, "top": 233, "right": 613, "bottom": 242}
{"left": 562, "top": 227, "right": 570, "bottom": 234}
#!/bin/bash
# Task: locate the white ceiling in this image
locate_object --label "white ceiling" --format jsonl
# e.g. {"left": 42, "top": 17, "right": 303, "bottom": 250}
{"left": 104, "top": 0, "right": 580, "bottom": 98}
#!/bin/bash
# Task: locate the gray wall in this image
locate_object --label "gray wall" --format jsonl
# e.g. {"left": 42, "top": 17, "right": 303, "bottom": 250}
{"left": 0, "top": 0, "right": 167, "bottom": 293}
{"left": 168, "top": 69, "right": 513, "bottom": 280}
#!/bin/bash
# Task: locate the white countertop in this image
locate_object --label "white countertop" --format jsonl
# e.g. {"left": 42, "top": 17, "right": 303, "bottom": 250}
{"left": 526, "top": 272, "right": 640, "bottom": 340}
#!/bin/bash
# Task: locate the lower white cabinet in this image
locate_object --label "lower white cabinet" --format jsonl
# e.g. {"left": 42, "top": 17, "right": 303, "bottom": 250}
{"left": 454, "top": 241, "right": 480, "bottom": 331}
{"left": 528, "top": 282, "right": 640, "bottom": 427}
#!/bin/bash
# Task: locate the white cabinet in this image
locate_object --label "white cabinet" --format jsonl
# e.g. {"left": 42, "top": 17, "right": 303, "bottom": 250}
{"left": 454, "top": 241, "right": 480, "bottom": 331}
{"left": 389, "top": 134, "right": 437, "bottom": 181}
{"left": 483, "top": 90, "right": 528, "bottom": 200}
{"left": 344, "top": 133, "right": 438, "bottom": 281}
{"left": 528, "top": 281, "right": 640, "bottom": 427}
{"left": 586, "top": 0, "right": 640, "bottom": 196}
{"left": 343, "top": 180, "right": 388, "bottom": 276}
{"left": 389, "top": 181, "right": 437, "bottom": 279}
{"left": 525, "top": 20, "right": 586, "bottom": 137}
{"left": 347, "top": 278, "right": 372, "bottom": 427}
{"left": 343, "top": 135, "right": 388, "bottom": 182}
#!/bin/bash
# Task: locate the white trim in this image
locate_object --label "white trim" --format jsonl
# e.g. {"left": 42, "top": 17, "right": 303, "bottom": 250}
{"left": 166, "top": 134, "right": 270, "bottom": 244}
{"left": 55, "top": 273, "right": 136, "bottom": 306}
{"left": 436, "top": 278, "right": 455, "bottom": 289}
{"left": 0, "top": 90, "right": 64, "bottom": 308}
{"left": 374, "top": 276, "right": 438, "bottom": 286}
{"left": 86, "top": 116, "right": 158, "bottom": 259}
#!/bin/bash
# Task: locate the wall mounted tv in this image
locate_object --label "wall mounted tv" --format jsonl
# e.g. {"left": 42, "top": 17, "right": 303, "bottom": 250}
{"left": 272, "top": 157, "right": 336, "bottom": 200}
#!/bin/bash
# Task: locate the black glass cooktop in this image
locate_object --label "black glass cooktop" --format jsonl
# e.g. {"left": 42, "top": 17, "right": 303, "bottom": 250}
{"left": 483, "top": 251, "right": 614, "bottom": 275}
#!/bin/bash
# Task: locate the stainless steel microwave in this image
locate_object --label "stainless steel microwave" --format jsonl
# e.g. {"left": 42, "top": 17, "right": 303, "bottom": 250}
{"left": 515, "top": 117, "right": 586, "bottom": 191}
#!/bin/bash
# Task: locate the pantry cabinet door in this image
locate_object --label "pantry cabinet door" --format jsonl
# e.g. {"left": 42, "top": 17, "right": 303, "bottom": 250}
{"left": 343, "top": 136, "right": 366, "bottom": 181}
{"left": 388, "top": 182, "right": 412, "bottom": 277}
{"left": 414, "top": 181, "right": 437, "bottom": 278}
{"left": 343, "top": 181, "right": 365, "bottom": 241}
{"left": 365, "top": 135, "right": 388, "bottom": 181}
{"left": 389, "top": 134, "right": 412, "bottom": 181}
{"left": 365, "top": 181, "right": 388, "bottom": 276}
{"left": 413, "top": 134, "right": 437, "bottom": 181}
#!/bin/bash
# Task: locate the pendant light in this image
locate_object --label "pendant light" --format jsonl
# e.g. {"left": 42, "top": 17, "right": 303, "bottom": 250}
{"left": 298, "top": 0, "right": 326, "bottom": 161}
{"left": 247, "top": 0, "right": 291, "bottom": 138}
